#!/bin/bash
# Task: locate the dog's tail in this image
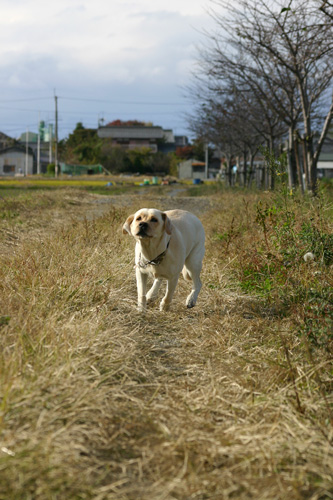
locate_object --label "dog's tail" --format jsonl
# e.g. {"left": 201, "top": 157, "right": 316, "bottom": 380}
{"left": 182, "top": 266, "right": 192, "bottom": 281}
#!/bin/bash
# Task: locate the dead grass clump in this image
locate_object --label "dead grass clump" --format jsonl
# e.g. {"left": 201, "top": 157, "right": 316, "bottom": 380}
{"left": 0, "top": 189, "right": 332, "bottom": 499}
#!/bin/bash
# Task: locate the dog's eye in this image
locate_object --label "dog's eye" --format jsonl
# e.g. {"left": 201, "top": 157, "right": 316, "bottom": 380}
{"left": 151, "top": 217, "right": 158, "bottom": 223}
{"left": 136, "top": 216, "right": 142, "bottom": 221}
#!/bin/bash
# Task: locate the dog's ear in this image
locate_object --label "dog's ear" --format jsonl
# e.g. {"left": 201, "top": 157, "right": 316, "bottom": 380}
{"left": 162, "top": 213, "right": 172, "bottom": 235}
{"left": 122, "top": 214, "right": 135, "bottom": 235}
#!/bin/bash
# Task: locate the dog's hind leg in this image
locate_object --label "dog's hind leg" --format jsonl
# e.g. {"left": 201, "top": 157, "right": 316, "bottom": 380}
{"left": 146, "top": 279, "right": 163, "bottom": 304}
{"left": 185, "top": 273, "right": 202, "bottom": 308}
{"left": 183, "top": 246, "right": 204, "bottom": 308}
{"left": 160, "top": 276, "right": 179, "bottom": 311}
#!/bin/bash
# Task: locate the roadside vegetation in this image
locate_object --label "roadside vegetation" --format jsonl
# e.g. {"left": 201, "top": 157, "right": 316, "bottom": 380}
{"left": 189, "top": 0, "right": 333, "bottom": 194}
{"left": 0, "top": 182, "right": 332, "bottom": 499}
{"left": 56, "top": 122, "right": 210, "bottom": 177}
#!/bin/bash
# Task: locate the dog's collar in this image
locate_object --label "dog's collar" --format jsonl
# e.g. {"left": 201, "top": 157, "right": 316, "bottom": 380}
{"left": 138, "top": 239, "right": 170, "bottom": 268}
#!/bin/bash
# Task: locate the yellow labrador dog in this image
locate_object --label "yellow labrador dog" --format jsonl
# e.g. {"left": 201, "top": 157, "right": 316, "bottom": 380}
{"left": 123, "top": 208, "right": 205, "bottom": 311}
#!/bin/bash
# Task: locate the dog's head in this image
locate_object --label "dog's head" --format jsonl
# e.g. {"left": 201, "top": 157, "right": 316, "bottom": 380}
{"left": 122, "top": 208, "right": 172, "bottom": 239}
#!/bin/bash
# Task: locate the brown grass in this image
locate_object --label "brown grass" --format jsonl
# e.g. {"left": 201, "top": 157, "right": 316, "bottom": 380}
{"left": 0, "top": 188, "right": 332, "bottom": 500}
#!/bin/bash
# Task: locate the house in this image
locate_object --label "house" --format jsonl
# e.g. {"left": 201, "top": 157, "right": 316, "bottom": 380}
{"left": 178, "top": 159, "right": 206, "bottom": 180}
{"left": 97, "top": 124, "right": 176, "bottom": 153}
{"left": 159, "top": 129, "right": 176, "bottom": 153}
{"left": 18, "top": 130, "right": 53, "bottom": 174}
{"left": 317, "top": 136, "right": 333, "bottom": 179}
{"left": 0, "top": 146, "right": 34, "bottom": 176}
{"left": 175, "top": 136, "right": 189, "bottom": 148}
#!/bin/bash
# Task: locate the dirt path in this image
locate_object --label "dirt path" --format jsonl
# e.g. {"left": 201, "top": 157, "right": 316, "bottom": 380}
{"left": 0, "top": 189, "right": 216, "bottom": 250}
{"left": 85, "top": 192, "right": 216, "bottom": 219}
{"left": 1, "top": 189, "right": 331, "bottom": 500}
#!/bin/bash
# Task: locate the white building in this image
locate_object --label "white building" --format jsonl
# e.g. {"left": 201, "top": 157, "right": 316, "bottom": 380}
{"left": 0, "top": 146, "right": 34, "bottom": 176}
{"left": 178, "top": 159, "right": 206, "bottom": 180}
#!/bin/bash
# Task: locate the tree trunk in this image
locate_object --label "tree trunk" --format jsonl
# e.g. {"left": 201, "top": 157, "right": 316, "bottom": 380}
{"left": 256, "top": 163, "right": 263, "bottom": 189}
{"left": 287, "top": 127, "right": 297, "bottom": 189}
{"left": 243, "top": 150, "right": 247, "bottom": 187}
{"left": 301, "top": 137, "right": 310, "bottom": 191}
{"left": 247, "top": 153, "right": 255, "bottom": 188}
{"left": 268, "top": 136, "right": 275, "bottom": 190}
{"left": 298, "top": 80, "right": 318, "bottom": 193}
{"left": 235, "top": 156, "right": 240, "bottom": 186}
{"left": 227, "top": 157, "right": 232, "bottom": 186}
{"left": 294, "top": 131, "right": 304, "bottom": 194}
{"left": 309, "top": 152, "right": 318, "bottom": 194}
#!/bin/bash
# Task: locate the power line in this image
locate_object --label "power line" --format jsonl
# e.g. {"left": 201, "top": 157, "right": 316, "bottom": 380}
{"left": 0, "top": 106, "right": 185, "bottom": 116}
{"left": 0, "top": 95, "right": 188, "bottom": 106}
{"left": 0, "top": 97, "right": 53, "bottom": 103}
{"left": 0, "top": 94, "right": 192, "bottom": 137}
{"left": 59, "top": 96, "right": 188, "bottom": 106}
{"left": 0, "top": 106, "right": 53, "bottom": 113}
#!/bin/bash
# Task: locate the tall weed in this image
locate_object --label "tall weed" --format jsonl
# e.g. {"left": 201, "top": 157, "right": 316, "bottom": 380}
{"left": 210, "top": 156, "right": 332, "bottom": 352}
{"left": 240, "top": 185, "right": 332, "bottom": 350}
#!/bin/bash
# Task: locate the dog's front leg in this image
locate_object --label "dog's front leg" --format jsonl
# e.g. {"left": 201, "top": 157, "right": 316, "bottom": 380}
{"left": 146, "top": 279, "right": 163, "bottom": 304}
{"left": 160, "top": 276, "right": 179, "bottom": 311}
{"left": 136, "top": 268, "right": 148, "bottom": 311}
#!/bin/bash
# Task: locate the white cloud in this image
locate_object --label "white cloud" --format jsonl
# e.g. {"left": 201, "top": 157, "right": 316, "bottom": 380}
{"left": 0, "top": 0, "right": 215, "bottom": 137}
{"left": 0, "top": 0, "right": 211, "bottom": 84}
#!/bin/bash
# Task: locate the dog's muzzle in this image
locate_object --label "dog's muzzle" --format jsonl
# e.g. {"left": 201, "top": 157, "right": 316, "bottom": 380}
{"left": 137, "top": 222, "right": 149, "bottom": 238}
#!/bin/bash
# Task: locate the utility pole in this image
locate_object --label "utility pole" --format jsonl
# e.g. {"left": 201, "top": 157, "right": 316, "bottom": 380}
{"left": 37, "top": 112, "right": 41, "bottom": 175}
{"left": 55, "top": 93, "right": 59, "bottom": 178}
{"left": 25, "top": 128, "right": 29, "bottom": 176}
{"left": 49, "top": 124, "right": 53, "bottom": 164}
{"left": 205, "top": 143, "right": 209, "bottom": 179}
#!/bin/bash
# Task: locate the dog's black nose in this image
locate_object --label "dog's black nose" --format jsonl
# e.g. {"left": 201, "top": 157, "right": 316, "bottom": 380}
{"left": 139, "top": 221, "right": 148, "bottom": 228}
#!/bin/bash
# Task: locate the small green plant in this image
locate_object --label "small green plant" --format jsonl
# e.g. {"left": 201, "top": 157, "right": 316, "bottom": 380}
{"left": 214, "top": 217, "right": 242, "bottom": 252}
{"left": 239, "top": 254, "right": 288, "bottom": 299}
{"left": 235, "top": 150, "right": 332, "bottom": 350}
{"left": 298, "top": 223, "right": 333, "bottom": 266}
{"left": 46, "top": 163, "right": 55, "bottom": 175}
{"left": 299, "top": 287, "right": 333, "bottom": 352}
{"left": 0, "top": 316, "right": 10, "bottom": 327}
{"left": 0, "top": 209, "right": 19, "bottom": 220}
{"left": 260, "top": 146, "right": 288, "bottom": 180}
{"left": 187, "top": 181, "right": 224, "bottom": 197}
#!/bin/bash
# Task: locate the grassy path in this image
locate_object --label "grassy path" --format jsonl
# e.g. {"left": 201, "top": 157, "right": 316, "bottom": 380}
{"left": 0, "top": 189, "right": 332, "bottom": 499}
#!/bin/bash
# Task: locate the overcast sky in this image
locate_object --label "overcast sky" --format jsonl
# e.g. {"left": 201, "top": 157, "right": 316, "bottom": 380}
{"left": 0, "top": 0, "right": 216, "bottom": 140}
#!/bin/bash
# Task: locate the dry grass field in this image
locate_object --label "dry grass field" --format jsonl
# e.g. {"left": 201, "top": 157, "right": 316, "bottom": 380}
{"left": 0, "top": 184, "right": 332, "bottom": 499}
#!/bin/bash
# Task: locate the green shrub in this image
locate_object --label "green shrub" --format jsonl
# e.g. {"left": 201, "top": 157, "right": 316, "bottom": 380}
{"left": 298, "top": 223, "right": 333, "bottom": 266}
{"left": 300, "top": 287, "right": 333, "bottom": 352}
{"left": 46, "top": 163, "right": 55, "bottom": 175}
{"left": 234, "top": 188, "right": 332, "bottom": 350}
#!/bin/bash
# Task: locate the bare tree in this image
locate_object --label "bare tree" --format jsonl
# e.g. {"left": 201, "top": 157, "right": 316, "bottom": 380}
{"left": 218, "top": 0, "right": 333, "bottom": 191}
{"left": 187, "top": 85, "right": 257, "bottom": 186}
{"left": 319, "top": 0, "right": 333, "bottom": 20}
{"left": 190, "top": 0, "right": 333, "bottom": 193}
{"left": 187, "top": 94, "right": 237, "bottom": 185}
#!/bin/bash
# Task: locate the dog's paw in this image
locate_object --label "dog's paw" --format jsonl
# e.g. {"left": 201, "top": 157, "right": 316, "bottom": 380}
{"left": 146, "top": 295, "right": 158, "bottom": 305}
{"left": 159, "top": 300, "right": 170, "bottom": 312}
{"left": 186, "top": 301, "right": 196, "bottom": 308}
{"left": 186, "top": 294, "right": 196, "bottom": 308}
